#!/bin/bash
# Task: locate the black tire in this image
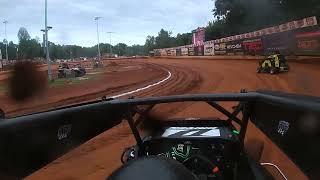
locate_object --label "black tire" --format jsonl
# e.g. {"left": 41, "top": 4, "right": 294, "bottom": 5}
{"left": 270, "top": 68, "right": 276, "bottom": 74}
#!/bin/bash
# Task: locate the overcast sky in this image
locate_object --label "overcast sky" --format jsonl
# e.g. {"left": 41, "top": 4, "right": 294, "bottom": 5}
{"left": 0, "top": 0, "right": 214, "bottom": 47}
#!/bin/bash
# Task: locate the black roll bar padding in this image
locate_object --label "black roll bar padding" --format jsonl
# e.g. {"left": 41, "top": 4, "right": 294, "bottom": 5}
{"left": 125, "top": 108, "right": 143, "bottom": 148}
{"left": 206, "top": 101, "right": 242, "bottom": 125}
{"left": 231, "top": 104, "right": 243, "bottom": 119}
{"left": 239, "top": 102, "right": 251, "bottom": 149}
{"left": 133, "top": 104, "right": 156, "bottom": 126}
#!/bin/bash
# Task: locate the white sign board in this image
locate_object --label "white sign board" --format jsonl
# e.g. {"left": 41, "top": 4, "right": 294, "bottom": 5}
{"left": 204, "top": 44, "right": 215, "bottom": 56}
{"left": 181, "top": 48, "right": 188, "bottom": 56}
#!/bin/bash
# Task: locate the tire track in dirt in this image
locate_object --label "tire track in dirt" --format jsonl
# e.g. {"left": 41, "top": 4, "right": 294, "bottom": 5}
{"left": 4, "top": 63, "right": 168, "bottom": 117}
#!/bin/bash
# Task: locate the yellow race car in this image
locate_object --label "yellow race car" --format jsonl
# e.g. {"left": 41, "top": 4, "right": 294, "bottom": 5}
{"left": 256, "top": 52, "right": 289, "bottom": 74}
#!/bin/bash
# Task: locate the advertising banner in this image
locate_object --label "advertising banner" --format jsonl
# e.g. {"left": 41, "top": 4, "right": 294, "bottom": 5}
{"left": 188, "top": 47, "right": 195, "bottom": 56}
{"left": 262, "top": 31, "right": 295, "bottom": 55}
{"left": 166, "top": 49, "right": 172, "bottom": 56}
{"left": 176, "top": 48, "right": 182, "bottom": 56}
{"left": 160, "top": 50, "right": 167, "bottom": 56}
{"left": 204, "top": 44, "right": 215, "bottom": 56}
{"left": 170, "top": 49, "right": 176, "bottom": 56}
{"left": 214, "top": 43, "right": 226, "bottom": 55}
{"left": 214, "top": 16, "right": 318, "bottom": 43}
{"left": 295, "top": 29, "right": 320, "bottom": 55}
{"left": 226, "top": 40, "right": 244, "bottom": 55}
{"left": 243, "top": 38, "right": 264, "bottom": 55}
{"left": 194, "top": 45, "right": 204, "bottom": 56}
{"left": 154, "top": 50, "right": 161, "bottom": 56}
{"left": 154, "top": 16, "right": 318, "bottom": 57}
{"left": 181, "top": 48, "right": 189, "bottom": 56}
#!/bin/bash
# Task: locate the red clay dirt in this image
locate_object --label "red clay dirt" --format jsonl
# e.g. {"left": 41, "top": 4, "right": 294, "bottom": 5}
{"left": 0, "top": 61, "right": 167, "bottom": 117}
{"left": 16, "top": 57, "right": 320, "bottom": 180}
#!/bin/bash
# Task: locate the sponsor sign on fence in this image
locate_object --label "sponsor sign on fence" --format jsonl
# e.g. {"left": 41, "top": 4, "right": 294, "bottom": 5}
{"left": 154, "top": 50, "right": 161, "bottom": 56}
{"left": 188, "top": 47, "right": 195, "bottom": 56}
{"left": 215, "top": 16, "right": 318, "bottom": 43}
{"left": 226, "top": 40, "right": 244, "bottom": 55}
{"left": 243, "top": 38, "right": 264, "bottom": 55}
{"left": 160, "top": 50, "right": 167, "bottom": 56}
{"left": 176, "top": 48, "right": 182, "bottom": 56}
{"left": 214, "top": 43, "right": 227, "bottom": 55}
{"left": 166, "top": 49, "right": 172, "bottom": 56}
{"left": 204, "top": 44, "right": 215, "bottom": 56}
{"left": 262, "top": 31, "right": 295, "bottom": 55}
{"left": 170, "top": 49, "right": 176, "bottom": 56}
{"left": 295, "top": 29, "right": 320, "bottom": 55}
{"left": 181, "top": 48, "right": 189, "bottom": 56}
{"left": 154, "top": 16, "right": 318, "bottom": 57}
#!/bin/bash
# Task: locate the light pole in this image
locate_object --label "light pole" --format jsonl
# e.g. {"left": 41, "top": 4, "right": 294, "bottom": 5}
{"left": 3, "top": 20, "right": 8, "bottom": 62}
{"left": 94, "top": 17, "right": 102, "bottom": 61}
{"left": 44, "top": 0, "right": 52, "bottom": 81}
{"left": 41, "top": 25, "right": 52, "bottom": 77}
{"left": 107, "top": 32, "right": 114, "bottom": 56}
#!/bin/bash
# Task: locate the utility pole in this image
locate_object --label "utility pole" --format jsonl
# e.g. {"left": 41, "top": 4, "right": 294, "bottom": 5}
{"left": 94, "top": 17, "right": 102, "bottom": 61}
{"left": 3, "top": 20, "right": 8, "bottom": 62}
{"left": 107, "top": 32, "right": 114, "bottom": 56}
{"left": 41, "top": 26, "right": 52, "bottom": 79}
{"left": 44, "top": 0, "right": 52, "bottom": 81}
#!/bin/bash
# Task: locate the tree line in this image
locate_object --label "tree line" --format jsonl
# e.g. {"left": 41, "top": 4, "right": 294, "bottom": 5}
{"left": 0, "top": 27, "right": 192, "bottom": 60}
{"left": 0, "top": 27, "right": 147, "bottom": 61}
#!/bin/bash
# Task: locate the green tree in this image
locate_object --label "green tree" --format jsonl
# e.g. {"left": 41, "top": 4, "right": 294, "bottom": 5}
{"left": 18, "top": 27, "right": 31, "bottom": 42}
{"left": 155, "top": 29, "right": 175, "bottom": 49}
{"left": 8, "top": 41, "right": 18, "bottom": 60}
{"left": 114, "top": 43, "right": 128, "bottom": 56}
{"left": 144, "top": 36, "right": 156, "bottom": 52}
{"left": 175, "top": 33, "right": 192, "bottom": 46}
{"left": 126, "top": 45, "right": 146, "bottom": 56}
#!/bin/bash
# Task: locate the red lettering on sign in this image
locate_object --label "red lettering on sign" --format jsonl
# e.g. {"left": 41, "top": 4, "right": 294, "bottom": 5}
{"left": 298, "top": 40, "right": 319, "bottom": 50}
{"left": 243, "top": 41, "right": 263, "bottom": 52}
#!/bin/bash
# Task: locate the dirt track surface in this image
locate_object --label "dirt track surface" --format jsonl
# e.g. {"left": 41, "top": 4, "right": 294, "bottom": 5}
{"left": 26, "top": 58, "right": 320, "bottom": 180}
{"left": 1, "top": 61, "right": 168, "bottom": 117}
